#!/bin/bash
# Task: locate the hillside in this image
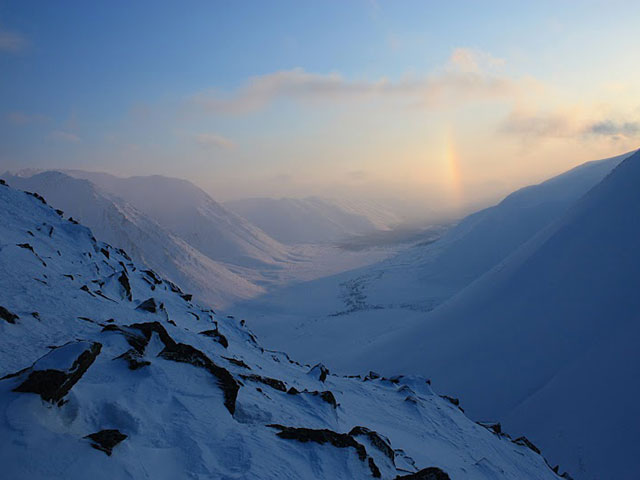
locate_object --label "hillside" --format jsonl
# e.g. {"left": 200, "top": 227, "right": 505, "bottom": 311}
{"left": 235, "top": 151, "right": 633, "bottom": 361}
{"left": 3, "top": 171, "right": 262, "bottom": 308}
{"left": 225, "top": 196, "right": 380, "bottom": 244}
{"left": 348, "top": 150, "right": 640, "bottom": 479}
{"left": 0, "top": 179, "right": 562, "bottom": 479}
{"left": 64, "top": 171, "right": 292, "bottom": 268}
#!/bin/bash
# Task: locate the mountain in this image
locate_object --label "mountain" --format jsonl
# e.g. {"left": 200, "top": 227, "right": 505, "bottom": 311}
{"left": 3, "top": 171, "right": 262, "bottom": 307}
{"left": 235, "top": 151, "right": 634, "bottom": 362}
{"left": 224, "top": 196, "right": 380, "bottom": 244}
{"left": 0, "top": 178, "right": 561, "bottom": 480}
{"left": 346, "top": 150, "right": 640, "bottom": 479}
{"left": 63, "top": 171, "right": 292, "bottom": 268}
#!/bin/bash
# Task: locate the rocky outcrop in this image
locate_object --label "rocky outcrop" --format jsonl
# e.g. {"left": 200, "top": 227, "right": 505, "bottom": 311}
{"left": 11, "top": 341, "right": 102, "bottom": 404}
{"left": 268, "top": 424, "right": 381, "bottom": 478}
{"left": 135, "top": 298, "right": 158, "bottom": 313}
{"left": 199, "top": 329, "right": 229, "bottom": 348}
{"left": 0, "top": 305, "right": 18, "bottom": 324}
{"left": 240, "top": 374, "right": 287, "bottom": 392}
{"left": 160, "top": 342, "right": 239, "bottom": 415}
{"left": 395, "top": 467, "right": 450, "bottom": 479}
{"left": 84, "top": 429, "right": 127, "bottom": 456}
{"left": 350, "top": 426, "right": 395, "bottom": 463}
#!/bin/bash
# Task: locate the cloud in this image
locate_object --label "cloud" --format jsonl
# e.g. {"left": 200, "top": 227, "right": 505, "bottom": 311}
{"left": 193, "top": 133, "right": 235, "bottom": 150}
{"left": 501, "top": 109, "right": 640, "bottom": 142}
{"left": 192, "top": 48, "right": 519, "bottom": 115}
{"left": 0, "top": 29, "right": 27, "bottom": 52}
{"left": 347, "top": 170, "right": 368, "bottom": 181}
{"left": 48, "top": 131, "right": 81, "bottom": 143}
{"left": 5, "top": 112, "right": 48, "bottom": 125}
{"left": 500, "top": 110, "right": 576, "bottom": 138}
{"left": 585, "top": 120, "right": 640, "bottom": 137}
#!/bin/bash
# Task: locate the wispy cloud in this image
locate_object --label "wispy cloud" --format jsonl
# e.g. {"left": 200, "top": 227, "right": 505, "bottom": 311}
{"left": 192, "top": 48, "right": 521, "bottom": 115}
{"left": 585, "top": 120, "right": 640, "bottom": 138}
{"left": 501, "top": 108, "right": 640, "bottom": 141}
{"left": 5, "top": 111, "right": 48, "bottom": 125}
{"left": 48, "top": 131, "right": 81, "bottom": 143}
{"left": 0, "top": 28, "right": 27, "bottom": 52}
{"left": 193, "top": 132, "right": 235, "bottom": 150}
{"left": 500, "top": 110, "right": 576, "bottom": 139}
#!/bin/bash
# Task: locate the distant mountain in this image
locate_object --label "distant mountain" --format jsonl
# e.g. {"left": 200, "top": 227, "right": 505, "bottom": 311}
{"left": 224, "top": 196, "right": 380, "bottom": 244}
{"left": 3, "top": 171, "right": 263, "bottom": 307}
{"left": 350, "top": 149, "right": 640, "bottom": 479}
{"left": 64, "top": 171, "right": 291, "bottom": 268}
{"left": 0, "top": 179, "right": 560, "bottom": 480}
{"left": 236, "top": 150, "right": 634, "bottom": 361}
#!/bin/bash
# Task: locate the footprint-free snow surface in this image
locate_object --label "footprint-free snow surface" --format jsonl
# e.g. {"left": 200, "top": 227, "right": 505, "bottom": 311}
{"left": 348, "top": 150, "right": 640, "bottom": 479}
{"left": 0, "top": 181, "right": 563, "bottom": 478}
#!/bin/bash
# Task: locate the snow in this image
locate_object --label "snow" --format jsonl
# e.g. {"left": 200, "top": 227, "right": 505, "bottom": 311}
{"left": 340, "top": 150, "right": 640, "bottom": 479}
{"left": 233, "top": 151, "right": 633, "bottom": 364}
{"left": 0, "top": 179, "right": 559, "bottom": 479}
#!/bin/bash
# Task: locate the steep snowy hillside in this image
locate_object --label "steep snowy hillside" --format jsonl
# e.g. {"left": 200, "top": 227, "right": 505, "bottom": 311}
{"left": 349, "top": 150, "right": 640, "bottom": 479}
{"left": 224, "top": 196, "right": 379, "bottom": 244}
{"left": 3, "top": 171, "right": 262, "bottom": 307}
{"left": 63, "top": 171, "right": 292, "bottom": 268}
{"left": 235, "top": 151, "right": 634, "bottom": 361}
{"left": 0, "top": 180, "right": 562, "bottom": 479}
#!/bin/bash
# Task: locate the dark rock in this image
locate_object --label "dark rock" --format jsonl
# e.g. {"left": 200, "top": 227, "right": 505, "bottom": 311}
{"left": 364, "top": 371, "right": 380, "bottom": 381}
{"left": 0, "top": 305, "right": 18, "bottom": 324}
{"left": 55, "top": 209, "right": 64, "bottom": 216}
{"left": 12, "top": 342, "right": 102, "bottom": 404}
{"left": 395, "top": 467, "right": 451, "bottom": 479}
{"left": 69, "top": 217, "right": 79, "bottom": 224}
{"left": 31, "top": 312, "right": 40, "bottom": 320}
{"left": 267, "top": 425, "right": 380, "bottom": 477}
{"left": 84, "top": 429, "right": 127, "bottom": 456}
{"left": 512, "top": 436, "right": 541, "bottom": 454}
{"left": 135, "top": 298, "right": 158, "bottom": 313}
{"left": 142, "top": 269, "right": 162, "bottom": 285}
{"left": 26, "top": 191, "right": 46, "bottom": 204}
{"left": 0, "top": 178, "right": 6, "bottom": 186}
{"left": 311, "top": 390, "right": 338, "bottom": 408}
{"left": 100, "top": 248, "right": 110, "bottom": 259}
{"left": 199, "top": 329, "right": 229, "bottom": 348}
{"left": 368, "top": 457, "right": 382, "bottom": 478}
{"left": 349, "top": 426, "right": 395, "bottom": 463}
{"left": 223, "top": 356, "right": 251, "bottom": 369}
{"left": 116, "top": 349, "right": 150, "bottom": 370}
{"left": 117, "top": 271, "right": 132, "bottom": 301}
{"left": 63, "top": 274, "right": 74, "bottom": 280}
{"left": 477, "top": 421, "right": 502, "bottom": 435}
{"left": 240, "top": 374, "right": 286, "bottom": 392}
{"left": 181, "top": 293, "right": 193, "bottom": 302}
{"left": 116, "top": 248, "right": 131, "bottom": 261}
{"left": 287, "top": 386, "right": 300, "bottom": 395}
{"left": 159, "top": 341, "right": 239, "bottom": 415}
{"left": 166, "top": 280, "right": 183, "bottom": 294}
{"left": 308, "top": 363, "right": 329, "bottom": 382}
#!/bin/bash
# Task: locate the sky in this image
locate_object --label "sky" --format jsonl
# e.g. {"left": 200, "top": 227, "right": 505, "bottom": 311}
{"left": 1, "top": 0, "right": 640, "bottom": 215}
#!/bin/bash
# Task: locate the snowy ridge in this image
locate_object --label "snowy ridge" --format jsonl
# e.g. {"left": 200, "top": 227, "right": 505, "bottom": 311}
{"left": 0, "top": 179, "right": 561, "bottom": 479}
{"left": 224, "top": 196, "right": 380, "bottom": 245}
{"left": 3, "top": 171, "right": 263, "bottom": 308}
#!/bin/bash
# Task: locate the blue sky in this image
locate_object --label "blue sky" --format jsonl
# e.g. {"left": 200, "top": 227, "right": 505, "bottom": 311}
{"left": 1, "top": 0, "right": 639, "bottom": 208}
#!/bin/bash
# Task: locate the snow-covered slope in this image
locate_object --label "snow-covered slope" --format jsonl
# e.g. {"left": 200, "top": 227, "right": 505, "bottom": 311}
{"left": 63, "top": 171, "right": 291, "bottom": 268}
{"left": 0, "top": 179, "right": 562, "bottom": 479}
{"left": 347, "top": 150, "right": 640, "bottom": 479}
{"left": 3, "top": 171, "right": 262, "bottom": 308}
{"left": 235, "top": 151, "right": 633, "bottom": 361}
{"left": 225, "top": 196, "right": 380, "bottom": 244}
